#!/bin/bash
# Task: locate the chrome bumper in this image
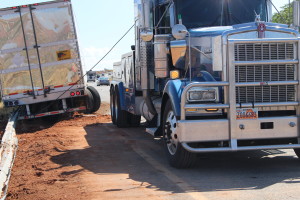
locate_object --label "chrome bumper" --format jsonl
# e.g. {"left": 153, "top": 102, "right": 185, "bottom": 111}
{"left": 177, "top": 116, "right": 300, "bottom": 153}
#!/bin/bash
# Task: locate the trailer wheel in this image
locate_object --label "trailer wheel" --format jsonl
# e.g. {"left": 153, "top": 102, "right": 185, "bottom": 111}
{"left": 129, "top": 113, "right": 141, "bottom": 127}
{"left": 110, "top": 86, "right": 116, "bottom": 125}
{"left": 87, "top": 86, "right": 101, "bottom": 113}
{"left": 115, "top": 87, "right": 129, "bottom": 128}
{"left": 162, "top": 100, "right": 196, "bottom": 168}
{"left": 85, "top": 89, "right": 94, "bottom": 114}
{"left": 294, "top": 148, "right": 300, "bottom": 158}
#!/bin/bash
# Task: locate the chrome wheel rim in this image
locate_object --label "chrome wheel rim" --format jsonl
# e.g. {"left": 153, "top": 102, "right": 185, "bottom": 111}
{"left": 164, "top": 110, "right": 178, "bottom": 155}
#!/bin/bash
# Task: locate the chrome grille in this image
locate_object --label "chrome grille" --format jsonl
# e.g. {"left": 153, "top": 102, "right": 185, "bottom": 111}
{"left": 234, "top": 40, "right": 297, "bottom": 104}
{"left": 235, "top": 65, "right": 296, "bottom": 103}
{"left": 236, "top": 85, "right": 295, "bottom": 103}
{"left": 235, "top": 43, "right": 294, "bottom": 61}
{"left": 235, "top": 65, "right": 295, "bottom": 82}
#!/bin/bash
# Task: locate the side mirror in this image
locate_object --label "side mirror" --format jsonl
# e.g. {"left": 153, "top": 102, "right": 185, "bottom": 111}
{"left": 293, "top": 1, "right": 300, "bottom": 28}
{"left": 141, "top": 30, "right": 153, "bottom": 42}
{"left": 172, "top": 24, "right": 188, "bottom": 40}
{"left": 140, "top": 0, "right": 153, "bottom": 42}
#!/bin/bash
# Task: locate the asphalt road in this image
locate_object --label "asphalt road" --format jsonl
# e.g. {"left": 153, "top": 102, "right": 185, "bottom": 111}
{"left": 83, "top": 82, "right": 300, "bottom": 200}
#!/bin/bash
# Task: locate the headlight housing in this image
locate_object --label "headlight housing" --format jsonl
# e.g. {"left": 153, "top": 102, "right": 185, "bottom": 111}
{"left": 187, "top": 87, "right": 218, "bottom": 102}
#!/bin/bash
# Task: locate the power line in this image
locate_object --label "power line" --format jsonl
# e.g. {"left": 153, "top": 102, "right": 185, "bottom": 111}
{"left": 267, "top": 0, "right": 288, "bottom": 24}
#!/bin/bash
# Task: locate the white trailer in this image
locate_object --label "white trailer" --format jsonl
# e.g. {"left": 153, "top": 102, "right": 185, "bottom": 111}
{"left": 0, "top": 0, "right": 100, "bottom": 119}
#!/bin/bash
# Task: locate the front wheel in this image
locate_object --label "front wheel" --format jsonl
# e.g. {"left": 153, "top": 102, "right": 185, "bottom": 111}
{"left": 162, "top": 100, "right": 197, "bottom": 168}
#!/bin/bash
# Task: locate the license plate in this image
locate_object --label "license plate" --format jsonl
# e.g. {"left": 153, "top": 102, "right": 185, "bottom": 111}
{"left": 236, "top": 108, "right": 258, "bottom": 120}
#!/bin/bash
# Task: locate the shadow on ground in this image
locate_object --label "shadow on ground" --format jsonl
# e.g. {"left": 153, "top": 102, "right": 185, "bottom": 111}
{"left": 51, "top": 122, "right": 300, "bottom": 193}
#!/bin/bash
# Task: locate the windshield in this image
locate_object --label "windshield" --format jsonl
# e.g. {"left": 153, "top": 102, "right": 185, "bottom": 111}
{"left": 174, "top": 0, "right": 267, "bottom": 29}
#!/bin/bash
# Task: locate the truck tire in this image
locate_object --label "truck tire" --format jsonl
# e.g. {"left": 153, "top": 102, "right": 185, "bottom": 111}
{"left": 129, "top": 113, "right": 141, "bottom": 127}
{"left": 115, "top": 87, "right": 129, "bottom": 128}
{"left": 294, "top": 148, "right": 300, "bottom": 158}
{"left": 162, "top": 100, "right": 196, "bottom": 168}
{"left": 110, "top": 86, "right": 116, "bottom": 125}
{"left": 85, "top": 89, "right": 94, "bottom": 114}
{"left": 87, "top": 86, "right": 101, "bottom": 113}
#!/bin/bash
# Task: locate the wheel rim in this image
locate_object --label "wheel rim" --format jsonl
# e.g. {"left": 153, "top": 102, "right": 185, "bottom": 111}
{"left": 164, "top": 110, "right": 178, "bottom": 155}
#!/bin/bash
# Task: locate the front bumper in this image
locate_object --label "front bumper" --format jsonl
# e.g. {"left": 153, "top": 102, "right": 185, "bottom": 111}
{"left": 178, "top": 116, "right": 298, "bottom": 142}
{"left": 177, "top": 116, "right": 300, "bottom": 153}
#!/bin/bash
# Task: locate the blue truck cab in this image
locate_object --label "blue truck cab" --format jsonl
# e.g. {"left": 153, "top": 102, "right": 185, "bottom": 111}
{"left": 110, "top": 0, "right": 300, "bottom": 168}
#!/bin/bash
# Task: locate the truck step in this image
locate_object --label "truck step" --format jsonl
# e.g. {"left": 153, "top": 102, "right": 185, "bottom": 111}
{"left": 146, "top": 128, "right": 161, "bottom": 138}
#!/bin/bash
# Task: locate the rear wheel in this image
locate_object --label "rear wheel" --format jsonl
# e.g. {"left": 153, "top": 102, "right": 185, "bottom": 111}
{"left": 85, "top": 89, "right": 94, "bottom": 114}
{"left": 162, "top": 100, "right": 197, "bottom": 168}
{"left": 115, "top": 87, "right": 129, "bottom": 128}
{"left": 110, "top": 86, "right": 116, "bottom": 125}
{"left": 87, "top": 86, "right": 101, "bottom": 113}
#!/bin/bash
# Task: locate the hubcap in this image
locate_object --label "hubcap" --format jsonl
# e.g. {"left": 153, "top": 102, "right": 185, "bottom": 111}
{"left": 164, "top": 110, "right": 178, "bottom": 155}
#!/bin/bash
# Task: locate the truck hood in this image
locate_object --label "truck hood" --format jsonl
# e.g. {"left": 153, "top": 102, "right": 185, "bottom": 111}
{"left": 188, "top": 22, "right": 295, "bottom": 38}
{"left": 189, "top": 26, "right": 233, "bottom": 37}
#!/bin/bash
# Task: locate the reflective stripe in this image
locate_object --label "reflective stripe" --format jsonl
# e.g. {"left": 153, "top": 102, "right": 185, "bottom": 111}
{"left": 35, "top": 114, "right": 46, "bottom": 117}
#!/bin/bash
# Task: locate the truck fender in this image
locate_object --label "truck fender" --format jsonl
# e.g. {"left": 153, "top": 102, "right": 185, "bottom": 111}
{"left": 162, "top": 80, "right": 187, "bottom": 118}
{"left": 161, "top": 71, "right": 217, "bottom": 118}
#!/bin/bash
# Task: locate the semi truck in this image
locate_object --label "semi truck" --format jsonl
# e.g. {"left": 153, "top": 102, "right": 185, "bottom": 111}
{"left": 111, "top": 0, "right": 300, "bottom": 168}
{"left": 87, "top": 70, "right": 97, "bottom": 82}
{"left": 0, "top": 0, "right": 100, "bottom": 119}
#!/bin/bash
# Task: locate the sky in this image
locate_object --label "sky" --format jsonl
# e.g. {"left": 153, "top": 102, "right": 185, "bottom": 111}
{"left": 0, "top": 0, "right": 292, "bottom": 72}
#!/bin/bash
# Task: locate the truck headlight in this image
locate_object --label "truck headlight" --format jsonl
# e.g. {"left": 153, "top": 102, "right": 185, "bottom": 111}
{"left": 187, "top": 88, "right": 218, "bottom": 102}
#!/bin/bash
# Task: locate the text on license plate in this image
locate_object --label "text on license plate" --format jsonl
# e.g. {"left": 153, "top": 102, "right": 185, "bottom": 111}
{"left": 236, "top": 108, "right": 258, "bottom": 120}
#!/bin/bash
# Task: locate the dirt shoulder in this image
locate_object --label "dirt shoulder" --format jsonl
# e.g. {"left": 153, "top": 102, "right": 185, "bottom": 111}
{"left": 7, "top": 105, "right": 111, "bottom": 200}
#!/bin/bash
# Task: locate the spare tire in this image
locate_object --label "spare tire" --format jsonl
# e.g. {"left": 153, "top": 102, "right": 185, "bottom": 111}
{"left": 87, "top": 86, "right": 101, "bottom": 113}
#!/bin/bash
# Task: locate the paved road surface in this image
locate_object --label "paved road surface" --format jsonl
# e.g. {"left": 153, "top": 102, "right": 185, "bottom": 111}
{"left": 72, "top": 120, "right": 300, "bottom": 200}
{"left": 73, "top": 82, "right": 300, "bottom": 200}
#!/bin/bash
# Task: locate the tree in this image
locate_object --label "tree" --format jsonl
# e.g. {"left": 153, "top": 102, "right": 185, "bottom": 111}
{"left": 272, "top": 2, "right": 294, "bottom": 25}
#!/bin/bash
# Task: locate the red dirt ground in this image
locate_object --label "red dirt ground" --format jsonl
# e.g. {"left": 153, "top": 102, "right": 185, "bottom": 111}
{"left": 6, "top": 103, "right": 111, "bottom": 200}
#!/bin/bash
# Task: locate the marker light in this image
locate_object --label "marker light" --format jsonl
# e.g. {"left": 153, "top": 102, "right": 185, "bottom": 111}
{"left": 170, "top": 70, "right": 180, "bottom": 79}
